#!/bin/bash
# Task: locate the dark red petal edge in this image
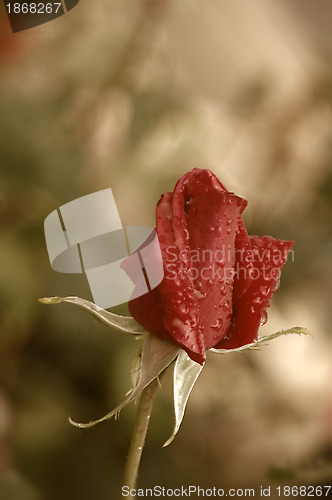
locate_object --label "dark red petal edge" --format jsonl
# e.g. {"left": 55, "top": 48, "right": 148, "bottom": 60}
{"left": 232, "top": 218, "right": 254, "bottom": 303}
{"left": 214, "top": 236, "right": 294, "bottom": 349}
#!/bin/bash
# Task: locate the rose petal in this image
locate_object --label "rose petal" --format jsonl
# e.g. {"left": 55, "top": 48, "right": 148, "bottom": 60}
{"left": 128, "top": 286, "right": 168, "bottom": 339}
{"left": 157, "top": 192, "right": 205, "bottom": 363}
{"left": 214, "top": 236, "right": 294, "bottom": 349}
{"left": 175, "top": 170, "right": 247, "bottom": 349}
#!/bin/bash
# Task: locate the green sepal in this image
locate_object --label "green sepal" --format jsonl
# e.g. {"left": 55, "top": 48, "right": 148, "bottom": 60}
{"left": 163, "top": 351, "right": 203, "bottom": 447}
{"left": 38, "top": 296, "right": 146, "bottom": 334}
{"left": 210, "top": 326, "right": 312, "bottom": 354}
{"left": 69, "top": 335, "right": 181, "bottom": 428}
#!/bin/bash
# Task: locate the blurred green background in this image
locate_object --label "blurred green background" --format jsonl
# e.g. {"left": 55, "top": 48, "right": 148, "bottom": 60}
{"left": 0, "top": 1, "right": 331, "bottom": 499}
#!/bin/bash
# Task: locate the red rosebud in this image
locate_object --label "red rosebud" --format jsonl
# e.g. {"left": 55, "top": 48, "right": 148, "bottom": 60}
{"left": 129, "top": 169, "right": 294, "bottom": 365}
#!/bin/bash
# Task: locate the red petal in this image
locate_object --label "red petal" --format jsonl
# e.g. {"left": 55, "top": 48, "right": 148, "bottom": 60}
{"left": 128, "top": 286, "right": 168, "bottom": 339}
{"left": 214, "top": 236, "right": 294, "bottom": 349}
{"left": 157, "top": 192, "right": 206, "bottom": 363}
{"left": 174, "top": 169, "right": 247, "bottom": 350}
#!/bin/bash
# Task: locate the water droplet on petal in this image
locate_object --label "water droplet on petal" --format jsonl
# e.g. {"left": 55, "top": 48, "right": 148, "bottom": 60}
{"left": 195, "top": 289, "right": 207, "bottom": 299}
{"left": 260, "top": 310, "right": 268, "bottom": 326}
{"left": 207, "top": 279, "right": 214, "bottom": 287}
{"left": 252, "top": 296, "right": 262, "bottom": 304}
{"left": 215, "top": 226, "right": 222, "bottom": 236}
{"left": 190, "top": 317, "right": 198, "bottom": 328}
{"left": 222, "top": 300, "right": 230, "bottom": 311}
{"left": 259, "top": 285, "right": 270, "bottom": 296}
{"left": 208, "top": 226, "right": 215, "bottom": 233}
{"left": 211, "top": 318, "right": 223, "bottom": 330}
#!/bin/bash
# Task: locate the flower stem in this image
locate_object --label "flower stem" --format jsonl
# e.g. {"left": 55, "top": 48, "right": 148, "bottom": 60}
{"left": 122, "top": 378, "right": 159, "bottom": 498}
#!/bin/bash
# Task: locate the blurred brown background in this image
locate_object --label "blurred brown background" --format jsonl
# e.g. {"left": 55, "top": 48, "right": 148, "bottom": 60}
{"left": 0, "top": 1, "right": 331, "bottom": 499}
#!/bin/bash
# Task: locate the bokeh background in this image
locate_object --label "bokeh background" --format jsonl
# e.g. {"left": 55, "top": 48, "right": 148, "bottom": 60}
{"left": 0, "top": 1, "right": 332, "bottom": 498}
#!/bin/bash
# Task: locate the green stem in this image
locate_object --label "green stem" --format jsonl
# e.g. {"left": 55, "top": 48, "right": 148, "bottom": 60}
{"left": 121, "top": 379, "right": 159, "bottom": 498}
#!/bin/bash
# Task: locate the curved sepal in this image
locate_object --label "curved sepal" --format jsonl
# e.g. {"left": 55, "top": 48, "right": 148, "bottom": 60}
{"left": 69, "top": 335, "right": 181, "bottom": 428}
{"left": 210, "top": 326, "right": 312, "bottom": 354}
{"left": 163, "top": 351, "right": 203, "bottom": 447}
{"left": 38, "top": 296, "right": 146, "bottom": 334}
